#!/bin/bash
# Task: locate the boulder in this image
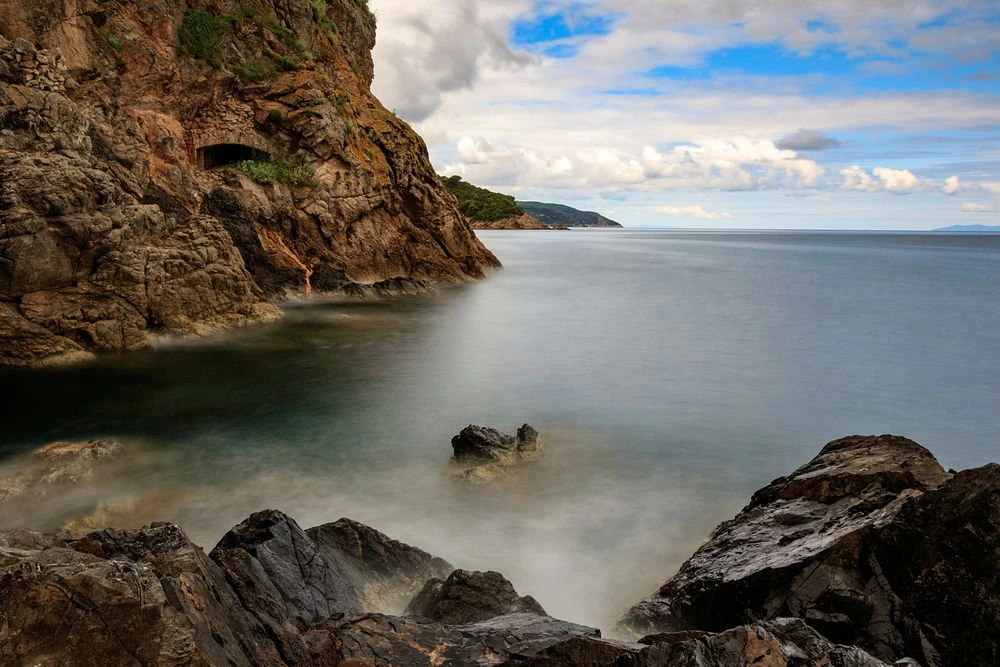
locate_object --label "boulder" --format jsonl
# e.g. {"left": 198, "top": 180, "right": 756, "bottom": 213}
{"left": 451, "top": 423, "right": 543, "bottom": 480}
{"left": 619, "top": 435, "right": 998, "bottom": 666}
{"left": 306, "top": 517, "right": 453, "bottom": 614}
{"left": 406, "top": 568, "right": 547, "bottom": 623}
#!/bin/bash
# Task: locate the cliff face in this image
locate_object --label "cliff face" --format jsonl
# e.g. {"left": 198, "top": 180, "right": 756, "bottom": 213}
{"left": 0, "top": 0, "right": 500, "bottom": 367}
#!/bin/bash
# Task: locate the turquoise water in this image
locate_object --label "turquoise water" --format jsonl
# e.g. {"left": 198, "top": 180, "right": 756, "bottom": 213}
{"left": 1, "top": 230, "right": 998, "bottom": 627}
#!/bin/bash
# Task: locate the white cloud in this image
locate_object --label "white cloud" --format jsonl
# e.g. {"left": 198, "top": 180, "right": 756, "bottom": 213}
{"left": 657, "top": 205, "right": 731, "bottom": 220}
{"left": 447, "top": 136, "right": 826, "bottom": 192}
{"left": 943, "top": 175, "right": 961, "bottom": 195}
{"left": 873, "top": 167, "right": 920, "bottom": 193}
{"left": 841, "top": 166, "right": 922, "bottom": 193}
{"left": 961, "top": 202, "right": 995, "bottom": 213}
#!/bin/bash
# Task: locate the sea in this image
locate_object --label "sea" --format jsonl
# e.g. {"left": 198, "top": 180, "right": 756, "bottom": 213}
{"left": 1, "top": 229, "right": 998, "bottom": 629}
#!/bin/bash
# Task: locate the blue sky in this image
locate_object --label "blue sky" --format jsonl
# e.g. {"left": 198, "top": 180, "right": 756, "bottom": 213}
{"left": 371, "top": 0, "right": 1000, "bottom": 228}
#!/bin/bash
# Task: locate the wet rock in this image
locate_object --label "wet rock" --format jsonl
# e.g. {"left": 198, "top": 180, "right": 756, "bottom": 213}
{"left": 619, "top": 435, "right": 998, "bottom": 666}
{"left": 406, "top": 568, "right": 547, "bottom": 623}
{"left": 323, "top": 612, "right": 601, "bottom": 666}
{"left": 451, "top": 423, "right": 543, "bottom": 480}
{"left": 619, "top": 618, "right": 889, "bottom": 667}
{"left": 306, "top": 517, "right": 453, "bottom": 614}
{"left": 0, "top": 522, "right": 287, "bottom": 666}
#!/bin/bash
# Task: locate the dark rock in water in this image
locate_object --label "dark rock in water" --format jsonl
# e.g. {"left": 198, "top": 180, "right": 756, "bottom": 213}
{"left": 322, "top": 612, "right": 601, "bottom": 666}
{"left": 306, "top": 517, "right": 453, "bottom": 613}
{"left": 451, "top": 423, "right": 544, "bottom": 480}
{"left": 452, "top": 424, "right": 520, "bottom": 464}
{"left": 619, "top": 434, "right": 999, "bottom": 666}
{"left": 406, "top": 568, "right": 547, "bottom": 623}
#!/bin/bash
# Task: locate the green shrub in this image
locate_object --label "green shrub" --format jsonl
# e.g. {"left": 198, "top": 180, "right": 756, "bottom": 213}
{"left": 267, "top": 109, "right": 285, "bottom": 124}
{"left": 277, "top": 54, "right": 300, "bottom": 71}
{"left": 236, "top": 60, "right": 277, "bottom": 82}
{"left": 179, "top": 10, "right": 231, "bottom": 65}
{"left": 236, "top": 157, "right": 314, "bottom": 187}
{"left": 99, "top": 29, "right": 123, "bottom": 52}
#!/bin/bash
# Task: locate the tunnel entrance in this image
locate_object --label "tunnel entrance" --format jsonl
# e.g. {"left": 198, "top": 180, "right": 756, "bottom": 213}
{"left": 197, "top": 143, "right": 272, "bottom": 170}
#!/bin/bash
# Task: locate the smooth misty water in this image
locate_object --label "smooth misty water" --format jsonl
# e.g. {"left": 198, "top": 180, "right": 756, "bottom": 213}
{"left": 1, "top": 230, "right": 998, "bottom": 629}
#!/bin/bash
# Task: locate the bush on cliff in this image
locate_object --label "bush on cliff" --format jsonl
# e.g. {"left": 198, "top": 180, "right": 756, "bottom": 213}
{"left": 236, "top": 157, "right": 315, "bottom": 187}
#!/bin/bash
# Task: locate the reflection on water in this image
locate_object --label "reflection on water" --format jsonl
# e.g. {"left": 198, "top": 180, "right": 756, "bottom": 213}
{"left": 1, "top": 230, "right": 998, "bottom": 629}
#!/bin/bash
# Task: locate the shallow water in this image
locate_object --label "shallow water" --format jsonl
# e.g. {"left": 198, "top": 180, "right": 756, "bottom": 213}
{"left": 1, "top": 229, "right": 998, "bottom": 628}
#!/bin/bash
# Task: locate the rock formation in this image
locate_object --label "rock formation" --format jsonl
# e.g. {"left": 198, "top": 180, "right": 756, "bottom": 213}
{"left": 0, "top": 510, "right": 601, "bottom": 666}
{"left": 0, "top": 0, "right": 499, "bottom": 367}
{"left": 406, "top": 569, "right": 546, "bottom": 623}
{"left": 619, "top": 435, "right": 999, "bottom": 667}
{"left": 451, "top": 423, "right": 543, "bottom": 480}
{"left": 1, "top": 435, "right": 995, "bottom": 665}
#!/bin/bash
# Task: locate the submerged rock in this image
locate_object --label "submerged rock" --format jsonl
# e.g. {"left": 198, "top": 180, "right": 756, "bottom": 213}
{"left": 619, "top": 434, "right": 999, "bottom": 666}
{"left": 406, "top": 569, "right": 547, "bottom": 623}
{"left": 451, "top": 423, "right": 543, "bottom": 480}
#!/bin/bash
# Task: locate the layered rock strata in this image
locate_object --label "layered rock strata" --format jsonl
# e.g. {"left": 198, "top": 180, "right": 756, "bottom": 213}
{"left": 0, "top": 0, "right": 499, "bottom": 367}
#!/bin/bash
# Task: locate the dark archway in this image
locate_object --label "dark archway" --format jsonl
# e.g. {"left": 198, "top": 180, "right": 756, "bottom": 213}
{"left": 197, "top": 143, "right": 272, "bottom": 170}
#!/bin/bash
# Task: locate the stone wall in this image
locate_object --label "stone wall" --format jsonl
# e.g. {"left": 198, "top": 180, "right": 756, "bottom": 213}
{"left": 0, "top": 36, "right": 70, "bottom": 92}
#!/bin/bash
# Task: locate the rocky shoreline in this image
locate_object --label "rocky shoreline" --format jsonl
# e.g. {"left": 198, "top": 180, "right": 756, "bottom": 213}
{"left": 1, "top": 434, "right": 996, "bottom": 666}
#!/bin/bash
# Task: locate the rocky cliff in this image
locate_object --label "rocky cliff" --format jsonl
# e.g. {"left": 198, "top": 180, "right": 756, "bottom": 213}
{"left": 0, "top": 0, "right": 500, "bottom": 367}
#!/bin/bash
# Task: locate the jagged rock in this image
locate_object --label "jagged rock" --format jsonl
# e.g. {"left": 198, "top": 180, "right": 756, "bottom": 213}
{"left": 0, "top": 0, "right": 499, "bottom": 367}
{"left": 406, "top": 569, "right": 547, "bottom": 623}
{"left": 306, "top": 517, "right": 454, "bottom": 614}
{"left": 0, "top": 522, "right": 288, "bottom": 666}
{"left": 619, "top": 435, "right": 998, "bottom": 666}
{"left": 451, "top": 423, "right": 543, "bottom": 480}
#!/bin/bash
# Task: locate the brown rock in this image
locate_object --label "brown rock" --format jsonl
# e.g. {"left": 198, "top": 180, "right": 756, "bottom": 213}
{"left": 0, "top": 0, "right": 499, "bottom": 367}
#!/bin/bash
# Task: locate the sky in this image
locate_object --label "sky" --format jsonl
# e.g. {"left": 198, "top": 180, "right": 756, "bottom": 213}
{"left": 368, "top": 0, "right": 1000, "bottom": 229}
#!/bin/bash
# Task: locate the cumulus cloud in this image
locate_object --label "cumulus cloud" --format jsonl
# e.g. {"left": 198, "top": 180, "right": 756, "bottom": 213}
{"left": 961, "top": 202, "right": 995, "bottom": 213}
{"left": 776, "top": 129, "right": 842, "bottom": 151}
{"left": 840, "top": 166, "right": 921, "bottom": 193}
{"left": 371, "top": 0, "right": 534, "bottom": 120}
{"left": 657, "top": 205, "right": 731, "bottom": 220}
{"left": 943, "top": 176, "right": 961, "bottom": 195}
{"left": 447, "top": 136, "right": 826, "bottom": 192}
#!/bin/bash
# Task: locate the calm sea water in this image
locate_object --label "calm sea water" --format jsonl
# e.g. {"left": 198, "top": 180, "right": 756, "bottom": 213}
{"left": 1, "top": 230, "right": 998, "bottom": 628}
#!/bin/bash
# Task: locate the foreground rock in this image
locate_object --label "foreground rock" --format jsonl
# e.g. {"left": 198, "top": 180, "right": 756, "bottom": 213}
{"left": 0, "top": 0, "right": 499, "bottom": 367}
{"left": 0, "top": 510, "right": 597, "bottom": 666}
{"left": 407, "top": 569, "right": 546, "bottom": 623}
{"left": 451, "top": 423, "right": 542, "bottom": 480}
{"left": 619, "top": 435, "right": 999, "bottom": 666}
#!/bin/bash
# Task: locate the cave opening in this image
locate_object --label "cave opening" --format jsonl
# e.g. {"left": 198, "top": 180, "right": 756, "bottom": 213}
{"left": 197, "top": 143, "right": 272, "bottom": 170}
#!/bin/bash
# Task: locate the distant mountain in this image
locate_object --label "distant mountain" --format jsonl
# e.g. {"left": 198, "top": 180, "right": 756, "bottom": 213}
{"left": 933, "top": 224, "right": 1000, "bottom": 233}
{"left": 517, "top": 201, "right": 624, "bottom": 228}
